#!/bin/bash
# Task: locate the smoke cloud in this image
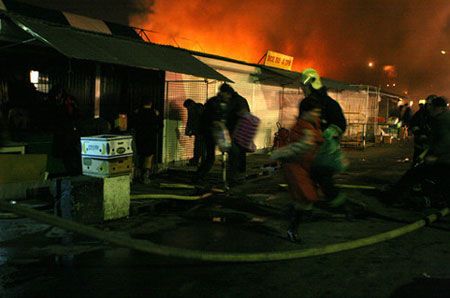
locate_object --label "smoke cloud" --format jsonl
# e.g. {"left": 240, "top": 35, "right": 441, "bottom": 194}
{"left": 19, "top": 0, "right": 450, "bottom": 99}
{"left": 132, "top": 0, "right": 450, "bottom": 99}
{"left": 22, "top": 0, "right": 155, "bottom": 26}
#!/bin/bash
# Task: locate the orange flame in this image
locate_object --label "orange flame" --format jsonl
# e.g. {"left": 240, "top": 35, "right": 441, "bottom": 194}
{"left": 131, "top": 1, "right": 330, "bottom": 74}
{"left": 128, "top": 0, "right": 450, "bottom": 99}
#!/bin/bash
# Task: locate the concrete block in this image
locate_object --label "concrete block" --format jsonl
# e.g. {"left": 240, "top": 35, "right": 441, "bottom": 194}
{"left": 68, "top": 175, "right": 130, "bottom": 223}
{"left": 103, "top": 175, "right": 130, "bottom": 221}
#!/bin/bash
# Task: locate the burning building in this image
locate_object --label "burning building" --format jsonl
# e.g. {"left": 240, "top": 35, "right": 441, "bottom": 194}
{"left": 0, "top": 0, "right": 407, "bottom": 170}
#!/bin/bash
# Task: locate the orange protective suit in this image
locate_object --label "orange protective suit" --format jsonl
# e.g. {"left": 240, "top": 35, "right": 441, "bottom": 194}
{"left": 283, "top": 119, "right": 324, "bottom": 203}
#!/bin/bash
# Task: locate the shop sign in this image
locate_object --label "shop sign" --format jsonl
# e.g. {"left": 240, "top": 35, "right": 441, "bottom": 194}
{"left": 264, "top": 50, "right": 294, "bottom": 71}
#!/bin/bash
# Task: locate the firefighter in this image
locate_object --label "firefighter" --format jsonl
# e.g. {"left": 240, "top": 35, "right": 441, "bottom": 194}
{"left": 409, "top": 94, "right": 437, "bottom": 165}
{"left": 381, "top": 96, "right": 450, "bottom": 208}
{"left": 300, "top": 68, "right": 348, "bottom": 208}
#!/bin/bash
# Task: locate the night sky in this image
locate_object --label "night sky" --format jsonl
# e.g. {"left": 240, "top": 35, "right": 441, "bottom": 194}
{"left": 20, "top": 0, "right": 450, "bottom": 100}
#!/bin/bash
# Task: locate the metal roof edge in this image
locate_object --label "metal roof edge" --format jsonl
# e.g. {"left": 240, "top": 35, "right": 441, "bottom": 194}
{"left": 2, "top": 0, "right": 140, "bottom": 39}
{"left": 5, "top": 13, "right": 233, "bottom": 82}
{"left": 5, "top": 11, "right": 143, "bottom": 44}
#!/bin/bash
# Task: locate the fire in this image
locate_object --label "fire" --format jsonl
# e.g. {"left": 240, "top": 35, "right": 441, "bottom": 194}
{"left": 129, "top": 0, "right": 450, "bottom": 99}
{"left": 130, "top": 0, "right": 329, "bottom": 74}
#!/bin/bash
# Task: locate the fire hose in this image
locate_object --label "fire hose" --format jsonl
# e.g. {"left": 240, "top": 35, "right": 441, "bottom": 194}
{"left": 130, "top": 192, "right": 214, "bottom": 201}
{"left": 279, "top": 183, "right": 378, "bottom": 190}
{"left": 129, "top": 183, "right": 225, "bottom": 201}
{"left": 0, "top": 200, "right": 447, "bottom": 263}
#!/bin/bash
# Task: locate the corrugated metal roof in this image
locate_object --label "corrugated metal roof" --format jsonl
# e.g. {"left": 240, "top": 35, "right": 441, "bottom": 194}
{"left": 0, "top": 15, "right": 35, "bottom": 43}
{"left": 191, "top": 49, "right": 362, "bottom": 91}
{"left": 257, "top": 65, "right": 360, "bottom": 91}
{"left": 8, "top": 15, "right": 232, "bottom": 82}
{"left": 0, "top": 0, "right": 141, "bottom": 39}
{"left": 62, "top": 12, "right": 112, "bottom": 35}
{"left": 257, "top": 66, "right": 301, "bottom": 87}
{"left": 321, "top": 78, "right": 360, "bottom": 91}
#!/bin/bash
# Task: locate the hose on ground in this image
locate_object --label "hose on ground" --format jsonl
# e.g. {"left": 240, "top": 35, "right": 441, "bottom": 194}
{"left": 158, "top": 183, "right": 225, "bottom": 193}
{"left": 279, "top": 183, "right": 377, "bottom": 190}
{"left": 0, "top": 200, "right": 447, "bottom": 263}
{"left": 130, "top": 192, "right": 213, "bottom": 201}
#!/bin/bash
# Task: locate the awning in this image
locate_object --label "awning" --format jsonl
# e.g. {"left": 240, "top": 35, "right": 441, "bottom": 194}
{"left": 9, "top": 15, "right": 232, "bottom": 82}
{"left": 321, "top": 78, "right": 360, "bottom": 91}
{"left": 256, "top": 65, "right": 360, "bottom": 91}
{"left": 257, "top": 66, "right": 302, "bottom": 87}
{"left": 0, "top": 15, "right": 36, "bottom": 43}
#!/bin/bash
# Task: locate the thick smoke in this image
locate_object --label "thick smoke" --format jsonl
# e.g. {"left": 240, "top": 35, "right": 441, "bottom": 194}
{"left": 132, "top": 0, "right": 450, "bottom": 99}
{"left": 22, "top": 0, "right": 155, "bottom": 26}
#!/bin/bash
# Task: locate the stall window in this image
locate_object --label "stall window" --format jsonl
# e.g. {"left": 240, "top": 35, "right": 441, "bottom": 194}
{"left": 29, "top": 70, "right": 50, "bottom": 93}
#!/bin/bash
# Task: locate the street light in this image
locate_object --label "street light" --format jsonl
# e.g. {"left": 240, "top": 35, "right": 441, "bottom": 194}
{"left": 441, "top": 50, "right": 447, "bottom": 55}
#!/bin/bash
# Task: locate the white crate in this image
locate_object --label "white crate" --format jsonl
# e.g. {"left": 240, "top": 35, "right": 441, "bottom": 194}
{"left": 82, "top": 156, "right": 133, "bottom": 177}
{"left": 81, "top": 134, "right": 133, "bottom": 159}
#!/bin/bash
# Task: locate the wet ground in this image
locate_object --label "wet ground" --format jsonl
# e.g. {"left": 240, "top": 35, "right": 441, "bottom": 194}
{"left": 1, "top": 142, "right": 450, "bottom": 298}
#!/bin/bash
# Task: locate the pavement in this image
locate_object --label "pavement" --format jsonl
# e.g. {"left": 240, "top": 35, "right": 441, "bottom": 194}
{"left": 1, "top": 141, "right": 450, "bottom": 298}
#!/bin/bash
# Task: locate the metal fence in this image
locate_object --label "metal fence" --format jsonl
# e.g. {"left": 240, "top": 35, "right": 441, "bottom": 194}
{"left": 162, "top": 74, "right": 284, "bottom": 163}
{"left": 279, "top": 86, "right": 381, "bottom": 149}
{"left": 333, "top": 87, "right": 380, "bottom": 148}
{"left": 163, "top": 80, "right": 216, "bottom": 164}
{"left": 278, "top": 89, "right": 302, "bottom": 129}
